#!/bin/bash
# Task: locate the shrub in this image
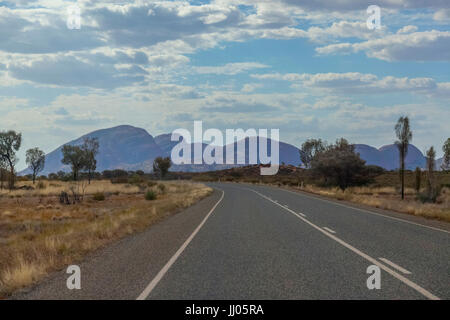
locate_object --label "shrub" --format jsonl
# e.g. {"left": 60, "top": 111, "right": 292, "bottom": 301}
{"left": 37, "top": 181, "right": 46, "bottom": 189}
{"left": 157, "top": 183, "right": 166, "bottom": 194}
{"left": 111, "top": 177, "right": 128, "bottom": 184}
{"left": 147, "top": 181, "right": 157, "bottom": 187}
{"left": 145, "top": 190, "right": 157, "bottom": 201}
{"left": 93, "top": 192, "right": 105, "bottom": 201}
{"left": 128, "top": 174, "right": 144, "bottom": 185}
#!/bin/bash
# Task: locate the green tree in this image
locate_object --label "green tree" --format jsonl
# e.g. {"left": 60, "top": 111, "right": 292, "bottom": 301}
{"left": 0, "top": 130, "right": 22, "bottom": 189}
{"left": 26, "top": 147, "right": 46, "bottom": 184}
{"left": 81, "top": 137, "right": 99, "bottom": 184}
{"left": 61, "top": 145, "right": 86, "bottom": 181}
{"left": 153, "top": 156, "right": 171, "bottom": 179}
{"left": 395, "top": 116, "right": 412, "bottom": 200}
{"left": 311, "top": 138, "right": 370, "bottom": 190}
{"left": 300, "top": 139, "right": 325, "bottom": 169}
{"left": 442, "top": 138, "right": 450, "bottom": 171}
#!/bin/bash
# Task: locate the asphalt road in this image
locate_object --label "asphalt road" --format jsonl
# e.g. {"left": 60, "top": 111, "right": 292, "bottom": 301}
{"left": 15, "top": 183, "right": 450, "bottom": 300}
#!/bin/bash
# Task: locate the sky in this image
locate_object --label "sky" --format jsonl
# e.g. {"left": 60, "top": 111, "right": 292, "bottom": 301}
{"left": 0, "top": 0, "right": 449, "bottom": 170}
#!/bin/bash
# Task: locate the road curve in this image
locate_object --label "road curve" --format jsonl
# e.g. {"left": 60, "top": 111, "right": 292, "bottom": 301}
{"left": 14, "top": 183, "right": 450, "bottom": 300}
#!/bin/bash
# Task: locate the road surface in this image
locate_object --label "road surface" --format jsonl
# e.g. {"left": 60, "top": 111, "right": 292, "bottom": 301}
{"left": 15, "top": 183, "right": 450, "bottom": 300}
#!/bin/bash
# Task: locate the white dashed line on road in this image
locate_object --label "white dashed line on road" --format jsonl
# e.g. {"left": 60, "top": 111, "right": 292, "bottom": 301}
{"left": 379, "top": 258, "right": 412, "bottom": 275}
{"left": 323, "top": 227, "right": 336, "bottom": 234}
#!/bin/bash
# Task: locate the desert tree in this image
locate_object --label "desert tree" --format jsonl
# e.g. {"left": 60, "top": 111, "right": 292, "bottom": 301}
{"left": 153, "top": 156, "right": 171, "bottom": 179}
{"left": 442, "top": 138, "right": 450, "bottom": 171}
{"left": 0, "top": 130, "right": 22, "bottom": 189}
{"left": 300, "top": 139, "right": 325, "bottom": 169}
{"left": 311, "top": 138, "right": 370, "bottom": 190}
{"left": 81, "top": 137, "right": 99, "bottom": 184}
{"left": 394, "top": 116, "right": 412, "bottom": 200}
{"left": 61, "top": 145, "right": 86, "bottom": 181}
{"left": 26, "top": 147, "right": 46, "bottom": 184}
{"left": 425, "top": 146, "right": 437, "bottom": 202}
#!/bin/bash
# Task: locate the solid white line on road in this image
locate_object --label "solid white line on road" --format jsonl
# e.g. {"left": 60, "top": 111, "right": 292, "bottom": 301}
{"left": 379, "top": 258, "right": 412, "bottom": 275}
{"left": 246, "top": 188, "right": 440, "bottom": 300}
{"left": 277, "top": 186, "right": 450, "bottom": 235}
{"left": 297, "top": 212, "right": 306, "bottom": 218}
{"left": 323, "top": 227, "right": 336, "bottom": 234}
{"left": 137, "top": 189, "right": 225, "bottom": 300}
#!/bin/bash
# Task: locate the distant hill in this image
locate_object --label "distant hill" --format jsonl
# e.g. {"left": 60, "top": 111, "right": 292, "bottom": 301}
{"left": 21, "top": 125, "right": 163, "bottom": 175}
{"left": 20, "top": 125, "right": 443, "bottom": 175}
{"left": 354, "top": 144, "right": 427, "bottom": 170}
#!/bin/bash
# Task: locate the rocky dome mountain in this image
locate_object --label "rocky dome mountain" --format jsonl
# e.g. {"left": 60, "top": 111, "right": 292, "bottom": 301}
{"left": 21, "top": 125, "right": 163, "bottom": 175}
{"left": 20, "top": 125, "right": 441, "bottom": 175}
{"left": 354, "top": 144, "right": 427, "bottom": 170}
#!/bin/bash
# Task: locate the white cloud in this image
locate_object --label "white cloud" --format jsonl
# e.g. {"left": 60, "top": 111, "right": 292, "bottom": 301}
{"left": 316, "top": 30, "right": 450, "bottom": 61}
{"left": 194, "top": 62, "right": 268, "bottom": 75}
{"left": 397, "top": 25, "right": 418, "bottom": 34}
{"left": 433, "top": 9, "right": 450, "bottom": 21}
{"left": 251, "top": 72, "right": 450, "bottom": 97}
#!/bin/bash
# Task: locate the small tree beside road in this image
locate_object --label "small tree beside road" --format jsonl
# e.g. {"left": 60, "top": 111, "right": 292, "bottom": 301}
{"left": 61, "top": 145, "right": 86, "bottom": 181}
{"left": 81, "top": 137, "right": 99, "bottom": 184}
{"left": 395, "top": 116, "right": 412, "bottom": 200}
{"left": 153, "top": 156, "right": 171, "bottom": 179}
{"left": 26, "top": 147, "right": 46, "bottom": 184}
{"left": 300, "top": 139, "right": 326, "bottom": 169}
{"left": 0, "top": 130, "right": 22, "bottom": 189}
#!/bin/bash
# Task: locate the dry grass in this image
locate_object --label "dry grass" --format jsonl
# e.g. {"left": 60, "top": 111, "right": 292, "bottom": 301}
{"left": 285, "top": 184, "right": 450, "bottom": 222}
{"left": 0, "top": 180, "right": 141, "bottom": 197}
{"left": 0, "top": 180, "right": 212, "bottom": 297}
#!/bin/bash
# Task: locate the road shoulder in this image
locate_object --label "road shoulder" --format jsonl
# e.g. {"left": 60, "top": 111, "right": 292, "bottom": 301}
{"left": 11, "top": 189, "right": 223, "bottom": 300}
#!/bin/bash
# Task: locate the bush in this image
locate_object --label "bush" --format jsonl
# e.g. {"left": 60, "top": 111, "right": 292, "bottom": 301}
{"left": 145, "top": 190, "right": 157, "bottom": 201}
{"left": 147, "top": 181, "right": 157, "bottom": 187}
{"left": 111, "top": 177, "right": 128, "bottom": 184}
{"left": 417, "top": 185, "right": 442, "bottom": 203}
{"left": 93, "top": 192, "right": 105, "bottom": 201}
{"left": 129, "top": 174, "right": 144, "bottom": 185}
{"left": 37, "top": 181, "right": 46, "bottom": 189}
{"left": 157, "top": 183, "right": 166, "bottom": 194}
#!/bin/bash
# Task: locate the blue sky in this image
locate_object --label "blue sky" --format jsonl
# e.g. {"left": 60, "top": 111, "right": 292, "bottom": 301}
{"left": 0, "top": 0, "right": 449, "bottom": 169}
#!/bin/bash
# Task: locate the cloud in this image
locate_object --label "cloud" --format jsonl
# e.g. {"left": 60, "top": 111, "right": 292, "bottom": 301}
{"left": 397, "top": 25, "right": 418, "bottom": 34}
{"left": 9, "top": 55, "right": 145, "bottom": 88}
{"left": 194, "top": 62, "right": 269, "bottom": 75}
{"left": 241, "top": 83, "right": 263, "bottom": 92}
{"left": 277, "top": 0, "right": 450, "bottom": 12}
{"left": 433, "top": 9, "right": 450, "bottom": 21}
{"left": 306, "top": 21, "right": 386, "bottom": 43}
{"left": 251, "top": 72, "right": 450, "bottom": 97}
{"left": 201, "top": 102, "right": 277, "bottom": 113}
{"left": 316, "top": 30, "right": 450, "bottom": 61}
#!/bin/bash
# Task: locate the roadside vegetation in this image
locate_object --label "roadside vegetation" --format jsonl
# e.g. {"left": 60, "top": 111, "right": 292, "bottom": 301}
{"left": 0, "top": 132, "right": 212, "bottom": 297}
{"left": 0, "top": 179, "right": 212, "bottom": 297}
{"left": 190, "top": 116, "right": 450, "bottom": 222}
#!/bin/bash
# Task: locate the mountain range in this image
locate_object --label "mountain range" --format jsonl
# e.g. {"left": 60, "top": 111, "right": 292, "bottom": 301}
{"left": 20, "top": 125, "right": 444, "bottom": 175}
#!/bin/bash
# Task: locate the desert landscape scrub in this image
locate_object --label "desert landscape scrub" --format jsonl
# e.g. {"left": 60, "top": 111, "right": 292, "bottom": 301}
{"left": 282, "top": 184, "right": 450, "bottom": 222}
{"left": 0, "top": 180, "right": 212, "bottom": 297}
